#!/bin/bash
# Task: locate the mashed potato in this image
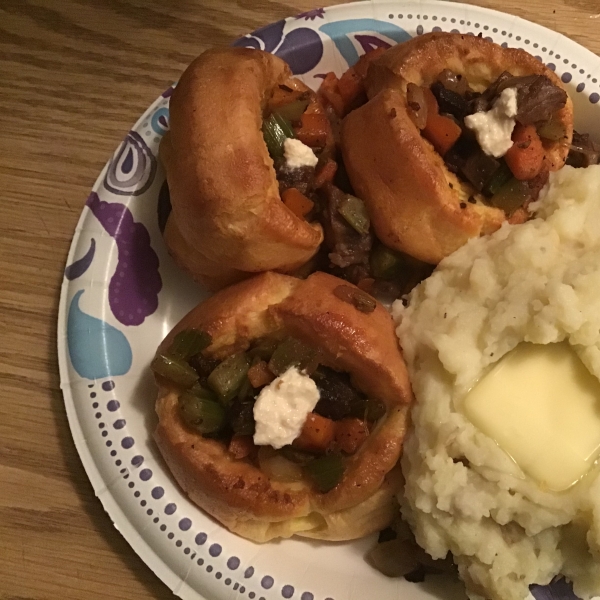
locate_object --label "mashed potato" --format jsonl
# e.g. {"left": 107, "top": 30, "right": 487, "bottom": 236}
{"left": 393, "top": 165, "right": 600, "bottom": 600}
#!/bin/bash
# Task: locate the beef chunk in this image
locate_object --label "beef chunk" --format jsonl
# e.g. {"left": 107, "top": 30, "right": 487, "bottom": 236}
{"left": 431, "top": 81, "right": 470, "bottom": 120}
{"left": 276, "top": 162, "right": 316, "bottom": 196}
{"left": 320, "top": 183, "right": 372, "bottom": 270}
{"left": 469, "top": 71, "right": 514, "bottom": 113}
{"left": 567, "top": 131, "right": 600, "bottom": 168}
{"left": 313, "top": 367, "right": 365, "bottom": 421}
{"left": 512, "top": 75, "right": 568, "bottom": 125}
{"left": 468, "top": 72, "right": 567, "bottom": 125}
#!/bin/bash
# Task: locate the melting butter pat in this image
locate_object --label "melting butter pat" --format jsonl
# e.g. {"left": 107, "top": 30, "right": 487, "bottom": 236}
{"left": 463, "top": 342, "right": 600, "bottom": 491}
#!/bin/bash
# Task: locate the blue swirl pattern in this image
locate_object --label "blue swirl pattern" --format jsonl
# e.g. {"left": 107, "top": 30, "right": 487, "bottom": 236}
{"left": 151, "top": 108, "right": 169, "bottom": 136}
{"left": 319, "top": 19, "right": 411, "bottom": 67}
{"left": 67, "top": 290, "right": 132, "bottom": 379}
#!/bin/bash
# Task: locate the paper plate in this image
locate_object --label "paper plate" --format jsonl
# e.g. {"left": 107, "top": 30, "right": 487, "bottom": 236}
{"left": 57, "top": 1, "right": 600, "bottom": 599}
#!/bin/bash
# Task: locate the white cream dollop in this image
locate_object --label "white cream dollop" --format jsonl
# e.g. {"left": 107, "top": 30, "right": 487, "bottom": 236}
{"left": 464, "top": 87, "right": 518, "bottom": 158}
{"left": 283, "top": 138, "right": 319, "bottom": 169}
{"left": 253, "top": 366, "right": 320, "bottom": 449}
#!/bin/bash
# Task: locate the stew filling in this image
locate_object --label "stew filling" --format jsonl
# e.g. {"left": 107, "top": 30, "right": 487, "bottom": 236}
{"left": 567, "top": 131, "right": 600, "bottom": 168}
{"left": 262, "top": 82, "right": 338, "bottom": 221}
{"left": 262, "top": 52, "right": 435, "bottom": 299}
{"left": 152, "top": 329, "right": 387, "bottom": 493}
{"left": 405, "top": 70, "right": 569, "bottom": 214}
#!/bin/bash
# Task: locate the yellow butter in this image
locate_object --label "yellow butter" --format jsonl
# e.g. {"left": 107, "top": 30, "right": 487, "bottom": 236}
{"left": 463, "top": 342, "right": 600, "bottom": 491}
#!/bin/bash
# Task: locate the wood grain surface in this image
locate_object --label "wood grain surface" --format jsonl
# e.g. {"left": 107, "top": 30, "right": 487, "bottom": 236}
{"left": 1, "top": 0, "right": 599, "bottom": 598}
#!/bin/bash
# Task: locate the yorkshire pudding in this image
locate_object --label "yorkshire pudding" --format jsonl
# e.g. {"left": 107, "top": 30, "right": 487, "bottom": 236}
{"left": 153, "top": 271, "right": 413, "bottom": 542}
{"left": 341, "top": 33, "right": 574, "bottom": 264}
{"left": 160, "top": 48, "right": 325, "bottom": 290}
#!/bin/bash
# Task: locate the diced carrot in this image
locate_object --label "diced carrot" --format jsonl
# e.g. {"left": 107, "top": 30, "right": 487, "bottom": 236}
{"left": 337, "top": 67, "right": 365, "bottom": 110}
{"left": 353, "top": 47, "right": 387, "bottom": 79}
{"left": 415, "top": 86, "right": 461, "bottom": 155}
{"left": 318, "top": 72, "right": 345, "bottom": 117}
{"left": 314, "top": 159, "right": 338, "bottom": 189}
{"left": 293, "top": 412, "right": 336, "bottom": 453}
{"left": 247, "top": 360, "right": 275, "bottom": 388}
{"left": 422, "top": 114, "right": 462, "bottom": 156}
{"left": 281, "top": 187, "right": 315, "bottom": 219}
{"left": 228, "top": 435, "right": 255, "bottom": 460}
{"left": 504, "top": 123, "right": 545, "bottom": 180}
{"left": 334, "top": 418, "right": 369, "bottom": 455}
{"left": 294, "top": 111, "right": 330, "bottom": 148}
{"left": 318, "top": 50, "right": 386, "bottom": 116}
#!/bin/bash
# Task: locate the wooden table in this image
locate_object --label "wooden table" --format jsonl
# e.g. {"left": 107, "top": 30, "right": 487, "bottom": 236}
{"left": 1, "top": 0, "right": 599, "bottom": 598}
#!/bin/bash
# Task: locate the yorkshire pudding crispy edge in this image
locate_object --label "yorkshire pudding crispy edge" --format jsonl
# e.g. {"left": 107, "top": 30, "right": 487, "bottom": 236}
{"left": 160, "top": 48, "right": 324, "bottom": 290}
{"left": 153, "top": 271, "right": 413, "bottom": 542}
{"left": 341, "top": 33, "right": 574, "bottom": 264}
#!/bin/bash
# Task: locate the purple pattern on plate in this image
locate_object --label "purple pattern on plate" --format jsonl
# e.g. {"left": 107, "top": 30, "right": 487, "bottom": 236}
{"left": 151, "top": 486, "right": 164, "bottom": 499}
{"left": 102, "top": 380, "right": 115, "bottom": 391}
{"left": 232, "top": 20, "right": 323, "bottom": 74}
{"left": 195, "top": 532, "right": 207, "bottom": 545}
{"left": 162, "top": 86, "right": 174, "bottom": 98}
{"left": 531, "top": 577, "right": 579, "bottom": 600}
{"left": 103, "top": 131, "right": 157, "bottom": 196}
{"left": 86, "top": 192, "right": 162, "bottom": 326}
{"left": 232, "top": 19, "right": 284, "bottom": 53}
{"left": 234, "top": 36, "right": 261, "bottom": 50}
{"left": 296, "top": 8, "right": 325, "bottom": 20}
{"left": 355, "top": 34, "right": 392, "bottom": 52}
{"left": 107, "top": 399, "right": 120, "bottom": 411}
{"left": 179, "top": 518, "right": 192, "bottom": 531}
{"left": 274, "top": 28, "right": 323, "bottom": 75}
{"left": 121, "top": 437, "right": 134, "bottom": 449}
{"left": 65, "top": 238, "right": 96, "bottom": 280}
{"left": 131, "top": 455, "right": 143, "bottom": 466}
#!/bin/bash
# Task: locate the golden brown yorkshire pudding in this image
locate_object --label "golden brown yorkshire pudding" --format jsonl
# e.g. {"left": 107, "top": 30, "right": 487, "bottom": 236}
{"left": 161, "top": 48, "right": 325, "bottom": 290}
{"left": 341, "top": 33, "right": 574, "bottom": 264}
{"left": 153, "top": 271, "right": 413, "bottom": 542}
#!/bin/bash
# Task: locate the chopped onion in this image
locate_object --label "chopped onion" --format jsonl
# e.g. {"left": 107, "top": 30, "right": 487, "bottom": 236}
{"left": 258, "top": 447, "right": 304, "bottom": 482}
{"left": 436, "top": 69, "right": 469, "bottom": 96}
